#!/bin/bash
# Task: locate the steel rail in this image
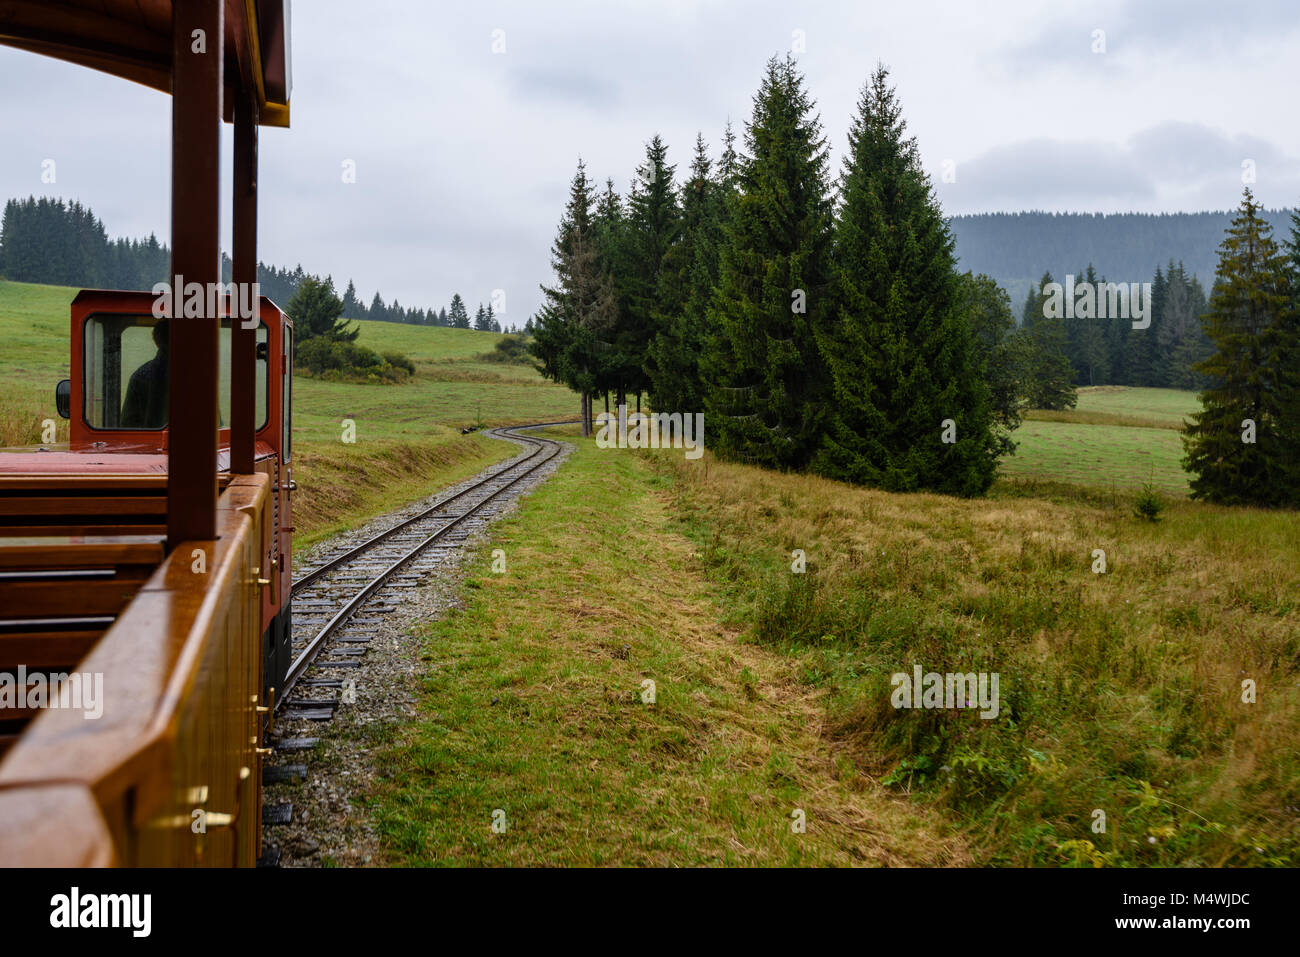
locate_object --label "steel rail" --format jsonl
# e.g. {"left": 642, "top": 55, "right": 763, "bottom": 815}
{"left": 277, "top": 424, "right": 569, "bottom": 706}
{"left": 291, "top": 422, "right": 575, "bottom": 593}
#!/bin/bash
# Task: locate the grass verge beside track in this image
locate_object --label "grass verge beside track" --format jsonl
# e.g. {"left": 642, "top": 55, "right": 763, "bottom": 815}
{"left": 368, "top": 428, "right": 969, "bottom": 866}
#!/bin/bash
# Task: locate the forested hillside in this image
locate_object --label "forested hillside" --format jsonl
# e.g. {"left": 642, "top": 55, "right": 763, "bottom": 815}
{"left": 949, "top": 209, "right": 1294, "bottom": 310}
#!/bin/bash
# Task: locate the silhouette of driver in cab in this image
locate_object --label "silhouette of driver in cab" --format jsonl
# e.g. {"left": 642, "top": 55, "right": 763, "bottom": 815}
{"left": 121, "top": 319, "right": 169, "bottom": 429}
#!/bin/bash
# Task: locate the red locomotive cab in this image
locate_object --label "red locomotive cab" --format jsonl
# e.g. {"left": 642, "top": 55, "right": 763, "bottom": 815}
{"left": 41, "top": 289, "right": 296, "bottom": 695}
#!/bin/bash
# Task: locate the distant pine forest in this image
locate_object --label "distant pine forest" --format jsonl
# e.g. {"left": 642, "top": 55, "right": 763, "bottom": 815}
{"left": 1, "top": 193, "right": 1292, "bottom": 345}
{"left": 0, "top": 196, "right": 509, "bottom": 331}
{"left": 950, "top": 208, "right": 1294, "bottom": 309}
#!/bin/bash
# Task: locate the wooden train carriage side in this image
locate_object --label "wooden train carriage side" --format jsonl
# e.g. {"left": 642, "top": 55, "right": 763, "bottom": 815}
{"left": 0, "top": 0, "right": 293, "bottom": 867}
{"left": 0, "top": 475, "right": 270, "bottom": 866}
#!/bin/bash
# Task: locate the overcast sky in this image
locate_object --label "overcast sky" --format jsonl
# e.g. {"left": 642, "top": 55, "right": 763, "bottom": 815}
{"left": 2, "top": 0, "right": 1297, "bottom": 321}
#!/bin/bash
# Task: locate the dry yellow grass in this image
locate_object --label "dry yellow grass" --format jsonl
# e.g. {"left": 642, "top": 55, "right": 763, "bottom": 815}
{"left": 657, "top": 450, "right": 1300, "bottom": 865}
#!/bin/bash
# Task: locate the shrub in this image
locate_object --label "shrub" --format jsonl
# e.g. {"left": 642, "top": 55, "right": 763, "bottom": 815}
{"left": 382, "top": 351, "right": 416, "bottom": 375}
{"left": 481, "top": 334, "right": 534, "bottom": 364}
{"left": 295, "top": 337, "right": 412, "bottom": 383}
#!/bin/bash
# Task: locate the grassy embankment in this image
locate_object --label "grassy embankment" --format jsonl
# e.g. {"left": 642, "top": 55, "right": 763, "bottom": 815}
{"left": 0, "top": 280, "right": 576, "bottom": 548}
{"left": 371, "top": 407, "right": 1298, "bottom": 866}
{"left": 369, "top": 427, "right": 970, "bottom": 866}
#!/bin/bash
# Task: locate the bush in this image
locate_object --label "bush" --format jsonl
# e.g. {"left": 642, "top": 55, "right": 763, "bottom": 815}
{"left": 481, "top": 334, "right": 534, "bottom": 364}
{"left": 295, "top": 337, "right": 412, "bottom": 383}
{"left": 382, "top": 351, "right": 416, "bottom": 375}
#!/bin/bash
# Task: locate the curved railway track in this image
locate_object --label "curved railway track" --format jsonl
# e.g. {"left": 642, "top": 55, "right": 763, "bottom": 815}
{"left": 273, "top": 423, "right": 569, "bottom": 719}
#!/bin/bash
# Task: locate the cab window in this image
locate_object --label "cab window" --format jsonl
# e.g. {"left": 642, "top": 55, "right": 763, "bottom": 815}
{"left": 83, "top": 314, "right": 268, "bottom": 430}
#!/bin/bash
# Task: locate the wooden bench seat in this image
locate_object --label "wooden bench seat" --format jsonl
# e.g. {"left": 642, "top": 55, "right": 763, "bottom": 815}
{"left": 0, "top": 534, "right": 166, "bottom": 570}
{"left": 0, "top": 490, "right": 165, "bottom": 536}
{"left": 0, "top": 475, "right": 229, "bottom": 536}
{"left": 0, "top": 617, "right": 114, "bottom": 670}
{"left": 0, "top": 532, "right": 166, "bottom": 758}
{"left": 0, "top": 537, "right": 163, "bottom": 628}
{"left": 0, "top": 477, "right": 224, "bottom": 771}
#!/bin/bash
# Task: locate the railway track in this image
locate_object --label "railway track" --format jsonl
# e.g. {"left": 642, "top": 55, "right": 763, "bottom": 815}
{"left": 274, "top": 424, "right": 568, "bottom": 716}
{"left": 258, "top": 424, "right": 570, "bottom": 857}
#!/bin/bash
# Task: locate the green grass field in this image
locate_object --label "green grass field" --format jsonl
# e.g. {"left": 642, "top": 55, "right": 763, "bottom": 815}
{"left": 1075, "top": 385, "right": 1200, "bottom": 425}
{"left": 368, "top": 430, "right": 1299, "bottom": 866}
{"left": 1005, "top": 386, "right": 1200, "bottom": 495}
{"left": 0, "top": 279, "right": 577, "bottom": 438}
{"left": 296, "top": 315, "right": 577, "bottom": 442}
{"left": 369, "top": 429, "right": 968, "bottom": 866}
{"left": 1000, "top": 420, "right": 1189, "bottom": 494}
{"left": 0, "top": 281, "right": 74, "bottom": 440}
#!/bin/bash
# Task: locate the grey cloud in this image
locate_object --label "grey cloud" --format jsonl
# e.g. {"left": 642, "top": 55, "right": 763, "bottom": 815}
{"left": 1002, "top": 0, "right": 1300, "bottom": 71}
{"left": 937, "top": 122, "right": 1300, "bottom": 214}
{"left": 2, "top": 1, "right": 1297, "bottom": 321}
{"left": 510, "top": 67, "right": 621, "bottom": 109}
{"left": 939, "top": 138, "right": 1156, "bottom": 210}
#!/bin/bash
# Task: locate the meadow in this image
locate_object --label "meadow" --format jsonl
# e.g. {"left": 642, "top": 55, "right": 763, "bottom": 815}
{"left": 371, "top": 428, "right": 1298, "bottom": 867}
{"left": 1001, "top": 387, "right": 1198, "bottom": 495}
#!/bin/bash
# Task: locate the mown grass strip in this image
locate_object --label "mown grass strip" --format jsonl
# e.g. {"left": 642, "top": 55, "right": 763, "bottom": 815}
{"left": 368, "top": 430, "right": 967, "bottom": 866}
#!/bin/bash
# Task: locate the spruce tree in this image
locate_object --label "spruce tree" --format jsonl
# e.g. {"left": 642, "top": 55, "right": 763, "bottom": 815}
{"left": 1183, "top": 189, "right": 1298, "bottom": 506}
{"left": 591, "top": 179, "right": 629, "bottom": 403}
{"left": 623, "top": 135, "right": 680, "bottom": 404}
{"left": 957, "top": 272, "right": 1024, "bottom": 459}
{"left": 1016, "top": 271, "right": 1077, "bottom": 409}
{"left": 1160, "top": 264, "right": 1212, "bottom": 390}
{"left": 448, "top": 294, "right": 470, "bottom": 328}
{"left": 1281, "top": 204, "right": 1300, "bottom": 494}
{"left": 703, "top": 56, "right": 834, "bottom": 469}
{"left": 340, "top": 280, "right": 361, "bottom": 319}
{"left": 1132, "top": 265, "right": 1167, "bottom": 386}
{"left": 814, "top": 64, "right": 997, "bottom": 495}
{"left": 1074, "top": 265, "right": 1110, "bottom": 385}
{"left": 288, "top": 276, "right": 357, "bottom": 344}
{"left": 717, "top": 120, "right": 740, "bottom": 193}
{"left": 530, "top": 160, "right": 618, "bottom": 432}
{"left": 648, "top": 133, "right": 722, "bottom": 416}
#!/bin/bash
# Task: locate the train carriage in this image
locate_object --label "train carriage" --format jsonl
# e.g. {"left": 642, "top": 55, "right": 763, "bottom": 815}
{"left": 0, "top": 0, "right": 293, "bottom": 867}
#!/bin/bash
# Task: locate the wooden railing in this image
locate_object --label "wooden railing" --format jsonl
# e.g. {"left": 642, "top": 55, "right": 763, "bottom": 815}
{"left": 0, "top": 473, "right": 269, "bottom": 866}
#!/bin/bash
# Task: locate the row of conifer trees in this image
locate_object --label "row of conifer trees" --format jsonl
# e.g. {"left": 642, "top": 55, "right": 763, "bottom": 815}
{"left": 531, "top": 55, "right": 1300, "bottom": 506}
{"left": 530, "top": 57, "right": 1042, "bottom": 496}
